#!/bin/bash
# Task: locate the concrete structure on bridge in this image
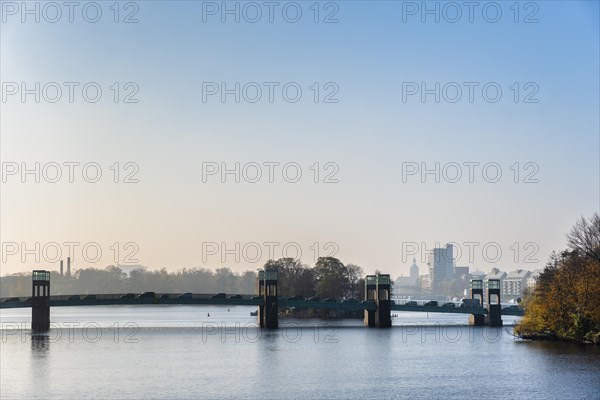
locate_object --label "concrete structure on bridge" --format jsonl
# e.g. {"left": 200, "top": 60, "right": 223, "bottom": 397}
{"left": 364, "top": 274, "right": 391, "bottom": 328}
{"left": 468, "top": 279, "right": 485, "bottom": 326}
{"left": 486, "top": 279, "right": 503, "bottom": 326}
{"left": 256, "top": 269, "right": 278, "bottom": 329}
{"left": 467, "top": 278, "right": 503, "bottom": 326}
{"left": 31, "top": 270, "right": 50, "bottom": 332}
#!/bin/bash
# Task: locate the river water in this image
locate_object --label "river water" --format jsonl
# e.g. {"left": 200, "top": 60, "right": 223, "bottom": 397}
{"left": 1, "top": 306, "right": 599, "bottom": 399}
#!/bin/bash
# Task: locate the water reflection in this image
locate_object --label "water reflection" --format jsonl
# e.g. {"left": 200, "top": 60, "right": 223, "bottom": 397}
{"left": 1, "top": 307, "right": 597, "bottom": 400}
{"left": 517, "top": 339, "right": 600, "bottom": 357}
{"left": 30, "top": 334, "right": 50, "bottom": 355}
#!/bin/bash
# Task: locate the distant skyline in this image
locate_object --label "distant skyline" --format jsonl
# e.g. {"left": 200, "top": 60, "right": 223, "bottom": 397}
{"left": 1, "top": 1, "right": 599, "bottom": 276}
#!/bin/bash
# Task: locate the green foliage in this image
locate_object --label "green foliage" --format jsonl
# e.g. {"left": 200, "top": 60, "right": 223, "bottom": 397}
{"left": 264, "top": 258, "right": 315, "bottom": 297}
{"left": 313, "top": 257, "right": 346, "bottom": 298}
{"left": 313, "top": 257, "right": 354, "bottom": 298}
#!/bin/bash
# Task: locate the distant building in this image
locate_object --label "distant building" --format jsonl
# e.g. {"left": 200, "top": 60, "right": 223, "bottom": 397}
{"left": 395, "top": 258, "right": 420, "bottom": 289}
{"left": 420, "top": 274, "right": 431, "bottom": 293}
{"left": 485, "top": 268, "right": 506, "bottom": 282}
{"left": 526, "top": 269, "right": 544, "bottom": 289}
{"left": 395, "top": 275, "right": 414, "bottom": 287}
{"left": 471, "top": 270, "right": 486, "bottom": 280}
{"left": 410, "top": 258, "right": 419, "bottom": 284}
{"left": 455, "top": 266, "right": 469, "bottom": 279}
{"left": 502, "top": 269, "right": 531, "bottom": 297}
{"left": 427, "top": 244, "right": 455, "bottom": 292}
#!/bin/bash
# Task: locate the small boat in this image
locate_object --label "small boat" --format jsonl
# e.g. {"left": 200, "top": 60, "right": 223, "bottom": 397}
{"left": 250, "top": 310, "right": 258, "bottom": 316}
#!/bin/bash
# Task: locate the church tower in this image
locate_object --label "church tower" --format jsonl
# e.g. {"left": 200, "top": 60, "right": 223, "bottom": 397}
{"left": 410, "top": 257, "right": 419, "bottom": 286}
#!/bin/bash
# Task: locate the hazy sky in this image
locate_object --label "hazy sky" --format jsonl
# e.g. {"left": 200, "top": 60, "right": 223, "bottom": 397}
{"left": 1, "top": 1, "right": 598, "bottom": 277}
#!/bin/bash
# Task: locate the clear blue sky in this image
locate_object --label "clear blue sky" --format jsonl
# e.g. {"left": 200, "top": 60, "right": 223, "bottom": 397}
{"left": 1, "top": 1, "right": 598, "bottom": 276}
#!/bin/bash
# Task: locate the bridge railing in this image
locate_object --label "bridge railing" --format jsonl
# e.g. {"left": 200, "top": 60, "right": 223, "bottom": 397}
{"left": 0, "top": 293, "right": 258, "bottom": 303}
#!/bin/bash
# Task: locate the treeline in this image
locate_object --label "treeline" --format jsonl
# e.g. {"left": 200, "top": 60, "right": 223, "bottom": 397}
{"left": 515, "top": 213, "right": 600, "bottom": 344}
{"left": 265, "top": 257, "right": 365, "bottom": 299}
{"left": 0, "top": 257, "right": 366, "bottom": 299}
{"left": 0, "top": 266, "right": 257, "bottom": 297}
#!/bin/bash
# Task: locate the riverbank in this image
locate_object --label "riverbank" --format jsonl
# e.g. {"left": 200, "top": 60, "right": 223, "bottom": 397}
{"left": 515, "top": 330, "right": 600, "bottom": 345}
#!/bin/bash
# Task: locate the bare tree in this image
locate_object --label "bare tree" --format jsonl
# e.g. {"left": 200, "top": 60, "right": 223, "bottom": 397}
{"left": 567, "top": 212, "right": 600, "bottom": 264}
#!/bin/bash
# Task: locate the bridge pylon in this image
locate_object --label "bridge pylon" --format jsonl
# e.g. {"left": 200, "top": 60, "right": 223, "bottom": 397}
{"left": 31, "top": 270, "right": 50, "bottom": 332}
{"left": 364, "top": 274, "right": 391, "bottom": 328}
{"left": 375, "top": 274, "right": 391, "bottom": 328}
{"left": 257, "top": 269, "right": 278, "bottom": 329}
{"left": 485, "top": 279, "right": 503, "bottom": 327}
{"left": 364, "top": 275, "right": 376, "bottom": 327}
{"left": 468, "top": 279, "right": 485, "bottom": 326}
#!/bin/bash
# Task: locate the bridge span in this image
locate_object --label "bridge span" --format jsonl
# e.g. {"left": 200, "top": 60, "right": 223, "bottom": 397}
{"left": 0, "top": 293, "right": 523, "bottom": 316}
{"left": 4, "top": 270, "right": 520, "bottom": 331}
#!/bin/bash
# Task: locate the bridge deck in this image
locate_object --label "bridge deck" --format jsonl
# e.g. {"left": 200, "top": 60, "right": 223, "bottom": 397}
{"left": 0, "top": 294, "right": 524, "bottom": 316}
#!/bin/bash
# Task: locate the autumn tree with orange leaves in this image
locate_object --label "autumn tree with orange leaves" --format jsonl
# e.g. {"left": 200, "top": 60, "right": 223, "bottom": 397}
{"left": 515, "top": 213, "right": 600, "bottom": 344}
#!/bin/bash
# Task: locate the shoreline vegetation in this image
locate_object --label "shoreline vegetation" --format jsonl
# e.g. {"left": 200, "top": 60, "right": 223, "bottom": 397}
{"left": 514, "top": 213, "right": 600, "bottom": 345}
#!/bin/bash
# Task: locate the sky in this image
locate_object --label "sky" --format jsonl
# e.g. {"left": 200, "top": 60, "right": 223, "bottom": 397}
{"left": 1, "top": 0, "right": 599, "bottom": 277}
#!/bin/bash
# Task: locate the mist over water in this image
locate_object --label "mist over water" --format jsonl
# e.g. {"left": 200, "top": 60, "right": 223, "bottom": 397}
{"left": 1, "top": 307, "right": 598, "bottom": 399}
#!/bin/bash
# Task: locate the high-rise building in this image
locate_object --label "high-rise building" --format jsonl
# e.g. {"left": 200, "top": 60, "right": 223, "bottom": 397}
{"left": 427, "top": 244, "right": 455, "bottom": 292}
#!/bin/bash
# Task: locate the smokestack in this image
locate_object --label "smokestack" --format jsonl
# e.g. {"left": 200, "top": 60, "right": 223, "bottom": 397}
{"left": 60, "top": 260, "right": 64, "bottom": 276}
{"left": 67, "top": 257, "right": 71, "bottom": 276}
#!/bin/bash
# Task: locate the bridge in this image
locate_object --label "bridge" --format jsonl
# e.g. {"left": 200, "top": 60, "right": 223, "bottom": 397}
{"left": 2, "top": 270, "right": 521, "bottom": 332}
{"left": 0, "top": 293, "right": 524, "bottom": 316}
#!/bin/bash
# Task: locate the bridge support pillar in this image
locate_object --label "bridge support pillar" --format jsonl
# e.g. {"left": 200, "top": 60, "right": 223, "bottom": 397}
{"left": 468, "top": 315, "right": 485, "bottom": 326}
{"left": 364, "top": 275, "right": 376, "bottom": 327}
{"left": 31, "top": 270, "right": 50, "bottom": 332}
{"left": 485, "top": 279, "right": 503, "bottom": 327}
{"left": 468, "top": 279, "right": 485, "bottom": 326}
{"left": 364, "top": 274, "right": 391, "bottom": 328}
{"left": 257, "top": 269, "right": 278, "bottom": 329}
{"left": 375, "top": 274, "right": 391, "bottom": 328}
{"left": 257, "top": 271, "right": 265, "bottom": 328}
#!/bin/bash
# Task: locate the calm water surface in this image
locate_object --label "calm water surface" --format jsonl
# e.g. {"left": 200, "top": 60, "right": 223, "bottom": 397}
{"left": 1, "top": 306, "right": 599, "bottom": 399}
